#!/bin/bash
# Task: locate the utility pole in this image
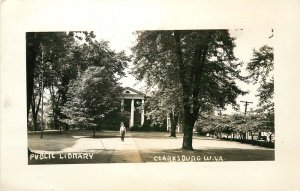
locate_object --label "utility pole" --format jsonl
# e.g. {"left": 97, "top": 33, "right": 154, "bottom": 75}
{"left": 240, "top": 101, "right": 253, "bottom": 115}
{"left": 240, "top": 100, "right": 253, "bottom": 140}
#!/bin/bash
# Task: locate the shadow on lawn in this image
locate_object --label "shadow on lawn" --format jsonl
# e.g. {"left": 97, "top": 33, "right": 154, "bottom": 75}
{"left": 28, "top": 132, "right": 80, "bottom": 151}
{"left": 140, "top": 148, "right": 275, "bottom": 162}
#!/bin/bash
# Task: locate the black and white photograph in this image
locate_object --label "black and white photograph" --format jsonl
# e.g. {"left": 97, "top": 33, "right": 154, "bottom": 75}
{"left": 1, "top": 0, "right": 300, "bottom": 190}
{"left": 27, "top": 29, "right": 275, "bottom": 164}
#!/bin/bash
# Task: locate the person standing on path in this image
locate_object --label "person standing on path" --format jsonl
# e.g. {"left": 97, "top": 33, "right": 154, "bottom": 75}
{"left": 120, "top": 122, "right": 126, "bottom": 142}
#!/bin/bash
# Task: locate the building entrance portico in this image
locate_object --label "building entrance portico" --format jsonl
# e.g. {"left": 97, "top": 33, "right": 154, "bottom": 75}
{"left": 121, "top": 87, "right": 145, "bottom": 128}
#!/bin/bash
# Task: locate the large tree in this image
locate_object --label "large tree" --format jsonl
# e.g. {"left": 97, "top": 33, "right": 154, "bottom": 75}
{"left": 132, "top": 30, "right": 246, "bottom": 150}
{"left": 26, "top": 33, "right": 41, "bottom": 119}
{"left": 145, "top": 88, "right": 182, "bottom": 137}
{"left": 26, "top": 32, "right": 78, "bottom": 131}
{"left": 247, "top": 45, "right": 274, "bottom": 111}
{"left": 61, "top": 66, "right": 124, "bottom": 137}
{"left": 247, "top": 44, "right": 274, "bottom": 142}
{"left": 27, "top": 32, "right": 130, "bottom": 132}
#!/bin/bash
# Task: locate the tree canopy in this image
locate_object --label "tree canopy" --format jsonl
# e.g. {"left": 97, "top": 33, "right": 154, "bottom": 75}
{"left": 26, "top": 32, "right": 130, "bottom": 134}
{"left": 247, "top": 45, "right": 274, "bottom": 111}
{"left": 61, "top": 66, "right": 123, "bottom": 136}
{"left": 246, "top": 44, "right": 274, "bottom": 140}
{"left": 132, "top": 30, "right": 247, "bottom": 150}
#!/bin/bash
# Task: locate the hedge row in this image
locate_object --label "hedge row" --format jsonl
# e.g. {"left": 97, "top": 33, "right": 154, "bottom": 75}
{"left": 220, "top": 137, "right": 275, "bottom": 148}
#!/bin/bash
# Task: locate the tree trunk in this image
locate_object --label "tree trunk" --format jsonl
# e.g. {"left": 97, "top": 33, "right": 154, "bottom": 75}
{"left": 32, "top": 91, "right": 41, "bottom": 132}
{"left": 50, "top": 85, "right": 60, "bottom": 130}
{"left": 26, "top": 33, "right": 40, "bottom": 120}
{"left": 182, "top": 114, "right": 195, "bottom": 150}
{"left": 169, "top": 112, "right": 178, "bottom": 137}
{"left": 32, "top": 113, "right": 38, "bottom": 132}
{"left": 174, "top": 31, "right": 209, "bottom": 151}
{"left": 251, "top": 132, "right": 254, "bottom": 144}
{"left": 65, "top": 124, "right": 69, "bottom": 131}
{"left": 53, "top": 114, "right": 59, "bottom": 130}
{"left": 31, "top": 100, "right": 37, "bottom": 132}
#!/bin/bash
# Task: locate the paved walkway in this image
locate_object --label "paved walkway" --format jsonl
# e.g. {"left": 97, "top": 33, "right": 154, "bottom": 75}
{"left": 107, "top": 132, "right": 143, "bottom": 163}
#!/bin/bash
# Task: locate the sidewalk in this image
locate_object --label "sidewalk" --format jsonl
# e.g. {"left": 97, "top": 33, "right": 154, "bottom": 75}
{"left": 107, "top": 132, "right": 144, "bottom": 163}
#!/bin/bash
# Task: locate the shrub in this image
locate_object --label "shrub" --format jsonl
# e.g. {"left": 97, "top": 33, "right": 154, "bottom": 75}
{"left": 220, "top": 138, "right": 275, "bottom": 148}
{"left": 130, "top": 123, "right": 167, "bottom": 132}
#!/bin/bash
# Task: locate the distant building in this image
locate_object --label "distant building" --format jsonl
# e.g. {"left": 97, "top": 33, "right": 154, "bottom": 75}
{"left": 121, "top": 87, "right": 183, "bottom": 132}
{"left": 121, "top": 87, "right": 145, "bottom": 128}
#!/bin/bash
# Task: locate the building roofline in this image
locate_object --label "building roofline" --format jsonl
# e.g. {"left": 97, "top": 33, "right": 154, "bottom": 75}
{"left": 123, "top": 87, "right": 146, "bottom": 96}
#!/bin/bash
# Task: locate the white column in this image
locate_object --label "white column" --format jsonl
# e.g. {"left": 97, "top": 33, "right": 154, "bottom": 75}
{"left": 121, "top": 99, "right": 124, "bottom": 112}
{"left": 130, "top": 99, "right": 134, "bottom": 127}
{"left": 166, "top": 114, "right": 170, "bottom": 131}
{"left": 141, "top": 99, "right": 145, "bottom": 126}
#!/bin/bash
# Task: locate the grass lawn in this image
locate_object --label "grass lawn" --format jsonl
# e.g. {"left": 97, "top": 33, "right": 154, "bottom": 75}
{"left": 139, "top": 148, "right": 274, "bottom": 162}
{"left": 28, "top": 130, "right": 274, "bottom": 164}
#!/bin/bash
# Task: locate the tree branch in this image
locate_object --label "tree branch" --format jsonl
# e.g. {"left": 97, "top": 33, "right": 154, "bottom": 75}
{"left": 191, "top": 32, "right": 213, "bottom": 119}
{"left": 174, "top": 31, "right": 188, "bottom": 94}
{"left": 174, "top": 30, "right": 193, "bottom": 118}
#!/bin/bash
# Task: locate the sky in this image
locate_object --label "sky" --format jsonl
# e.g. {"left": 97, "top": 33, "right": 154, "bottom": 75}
{"left": 94, "top": 28, "right": 274, "bottom": 114}
{"left": 229, "top": 28, "right": 274, "bottom": 113}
